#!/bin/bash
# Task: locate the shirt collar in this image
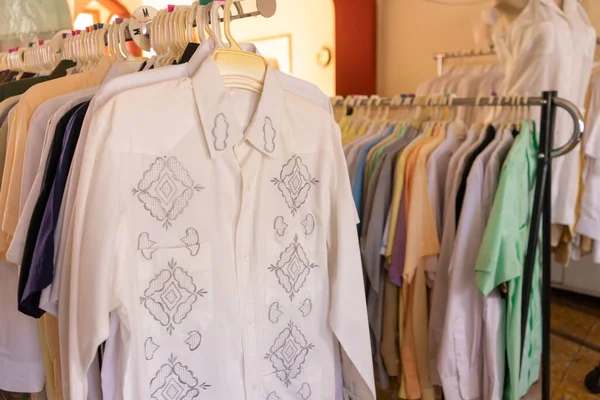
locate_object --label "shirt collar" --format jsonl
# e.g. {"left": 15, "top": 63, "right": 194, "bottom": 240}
{"left": 190, "top": 55, "right": 288, "bottom": 160}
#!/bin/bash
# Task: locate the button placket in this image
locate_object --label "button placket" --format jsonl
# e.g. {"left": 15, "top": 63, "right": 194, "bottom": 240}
{"left": 234, "top": 142, "right": 262, "bottom": 399}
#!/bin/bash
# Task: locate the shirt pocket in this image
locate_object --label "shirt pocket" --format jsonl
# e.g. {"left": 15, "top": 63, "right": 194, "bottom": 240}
{"left": 137, "top": 239, "right": 214, "bottom": 340}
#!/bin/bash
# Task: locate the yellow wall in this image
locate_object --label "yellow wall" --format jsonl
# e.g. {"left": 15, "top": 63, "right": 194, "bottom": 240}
{"left": 376, "top": 0, "right": 489, "bottom": 96}
{"left": 377, "top": 0, "right": 600, "bottom": 96}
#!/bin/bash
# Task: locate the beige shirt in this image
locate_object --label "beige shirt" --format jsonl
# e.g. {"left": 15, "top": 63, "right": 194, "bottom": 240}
{"left": 0, "top": 60, "right": 110, "bottom": 255}
{"left": 403, "top": 134, "right": 442, "bottom": 400}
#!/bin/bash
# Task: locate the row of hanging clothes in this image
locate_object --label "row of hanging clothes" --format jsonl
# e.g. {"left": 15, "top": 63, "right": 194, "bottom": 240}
{"left": 334, "top": 95, "right": 544, "bottom": 400}
{"left": 333, "top": 0, "right": 600, "bottom": 396}
{"left": 0, "top": 1, "right": 376, "bottom": 400}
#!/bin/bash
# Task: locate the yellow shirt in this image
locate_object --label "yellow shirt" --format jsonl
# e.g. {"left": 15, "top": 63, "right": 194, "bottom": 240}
{"left": 403, "top": 134, "right": 444, "bottom": 282}
{"left": 403, "top": 134, "right": 444, "bottom": 400}
{"left": 0, "top": 60, "right": 109, "bottom": 254}
{"left": 0, "top": 109, "right": 17, "bottom": 256}
{"left": 384, "top": 134, "right": 426, "bottom": 261}
{"left": 399, "top": 143, "right": 429, "bottom": 400}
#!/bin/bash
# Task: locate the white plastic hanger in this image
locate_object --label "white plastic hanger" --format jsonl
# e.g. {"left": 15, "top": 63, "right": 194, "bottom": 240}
{"left": 118, "top": 19, "right": 138, "bottom": 61}
{"left": 195, "top": 2, "right": 207, "bottom": 43}
{"left": 150, "top": 9, "right": 164, "bottom": 66}
{"left": 186, "top": 2, "right": 198, "bottom": 44}
{"left": 203, "top": 2, "right": 216, "bottom": 41}
{"left": 107, "top": 23, "right": 117, "bottom": 59}
{"left": 212, "top": 0, "right": 268, "bottom": 94}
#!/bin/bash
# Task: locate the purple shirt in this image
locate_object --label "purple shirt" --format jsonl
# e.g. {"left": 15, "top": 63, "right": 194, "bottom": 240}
{"left": 388, "top": 193, "right": 407, "bottom": 286}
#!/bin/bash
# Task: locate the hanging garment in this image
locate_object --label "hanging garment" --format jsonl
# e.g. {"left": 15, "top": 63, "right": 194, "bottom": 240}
{"left": 428, "top": 126, "right": 480, "bottom": 386}
{"left": 577, "top": 71, "right": 600, "bottom": 262}
{"left": 48, "top": 40, "right": 344, "bottom": 399}
{"left": 65, "top": 58, "right": 375, "bottom": 400}
{"left": 0, "top": 60, "right": 110, "bottom": 258}
{"left": 480, "top": 128, "right": 515, "bottom": 400}
{"left": 437, "top": 125, "right": 500, "bottom": 400}
{"left": 0, "top": 101, "right": 45, "bottom": 394}
{"left": 363, "top": 126, "right": 419, "bottom": 381}
{"left": 423, "top": 121, "right": 466, "bottom": 287}
{"left": 493, "top": 0, "right": 596, "bottom": 229}
{"left": 475, "top": 122, "right": 541, "bottom": 400}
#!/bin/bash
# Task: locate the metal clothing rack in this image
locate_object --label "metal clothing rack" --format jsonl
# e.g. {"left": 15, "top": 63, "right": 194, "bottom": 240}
{"left": 433, "top": 37, "right": 600, "bottom": 76}
{"left": 433, "top": 47, "right": 497, "bottom": 76}
{"left": 118, "top": 4, "right": 263, "bottom": 43}
{"left": 333, "top": 91, "right": 585, "bottom": 400}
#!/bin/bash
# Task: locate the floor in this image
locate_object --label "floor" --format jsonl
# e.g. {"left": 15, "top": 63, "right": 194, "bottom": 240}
{"left": 376, "top": 290, "right": 600, "bottom": 400}
{"left": 2, "top": 292, "right": 599, "bottom": 400}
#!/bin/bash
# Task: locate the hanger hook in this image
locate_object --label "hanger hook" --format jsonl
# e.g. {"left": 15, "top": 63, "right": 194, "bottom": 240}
{"left": 223, "top": 0, "right": 242, "bottom": 51}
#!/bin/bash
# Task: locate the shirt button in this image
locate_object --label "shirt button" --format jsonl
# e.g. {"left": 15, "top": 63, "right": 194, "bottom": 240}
{"left": 243, "top": 253, "right": 249, "bottom": 261}
{"left": 248, "top": 317, "right": 254, "bottom": 325}
{"left": 252, "top": 383, "right": 257, "bottom": 390}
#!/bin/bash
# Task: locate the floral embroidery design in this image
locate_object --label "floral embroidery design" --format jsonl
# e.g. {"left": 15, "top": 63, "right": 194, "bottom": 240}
{"left": 212, "top": 113, "right": 229, "bottom": 151}
{"left": 133, "top": 157, "right": 203, "bottom": 229}
{"left": 150, "top": 353, "right": 210, "bottom": 400}
{"left": 263, "top": 116, "right": 276, "bottom": 153}
{"left": 145, "top": 337, "right": 160, "bottom": 360}
{"left": 298, "top": 382, "right": 312, "bottom": 399}
{"left": 137, "top": 229, "right": 201, "bottom": 260}
{"left": 298, "top": 299, "right": 312, "bottom": 318}
{"left": 271, "top": 155, "right": 318, "bottom": 216}
{"left": 140, "top": 259, "right": 208, "bottom": 335}
{"left": 185, "top": 331, "right": 202, "bottom": 351}
{"left": 269, "top": 302, "right": 283, "bottom": 324}
{"left": 264, "top": 321, "right": 314, "bottom": 387}
{"left": 301, "top": 214, "right": 315, "bottom": 236}
{"left": 138, "top": 232, "right": 158, "bottom": 260}
{"left": 269, "top": 235, "right": 318, "bottom": 300}
{"left": 180, "top": 228, "right": 200, "bottom": 256}
{"left": 266, "top": 393, "right": 281, "bottom": 400}
{"left": 273, "top": 216, "right": 288, "bottom": 237}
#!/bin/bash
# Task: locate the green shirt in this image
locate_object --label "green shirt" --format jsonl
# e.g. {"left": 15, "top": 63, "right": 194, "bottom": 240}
{"left": 475, "top": 121, "right": 541, "bottom": 400}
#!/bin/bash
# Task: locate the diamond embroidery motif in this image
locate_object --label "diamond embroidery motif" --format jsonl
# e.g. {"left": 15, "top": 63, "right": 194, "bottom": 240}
{"left": 140, "top": 259, "right": 208, "bottom": 335}
{"left": 269, "top": 235, "right": 318, "bottom": 300}
{"left": 133, "top": 157, "right": 204, "bottom": 229}
{"left": 150, "top": 353, "right": 210, "bottom": 400}
{"left": 271, "top": 155, "right": 318, "bottom": 216}
{"left": 264, "top": 321, "right": 314, "bottom": 387}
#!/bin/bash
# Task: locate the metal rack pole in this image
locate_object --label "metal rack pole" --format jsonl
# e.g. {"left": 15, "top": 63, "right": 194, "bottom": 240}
{"left": 541, "top": 91, "right": 556, "bottom": 400}
{"left": 121, "top": 10, "right": 261, "bottom": 42}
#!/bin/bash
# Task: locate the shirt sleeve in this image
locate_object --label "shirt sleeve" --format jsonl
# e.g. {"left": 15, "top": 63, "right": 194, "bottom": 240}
{"left": 0, "top": 106, "right": 19, "bottom": 255}
{"left": 66, "top": 102, "right": 124, "bottom": 399}
{"left": 327, "top": 120, "right": 376, "bottom": 400}
{"left": 403, "top": 155, "right": 440, "bottom": 283}
{"left": 475, "top": 162, "right": 522, "bottom": 297}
